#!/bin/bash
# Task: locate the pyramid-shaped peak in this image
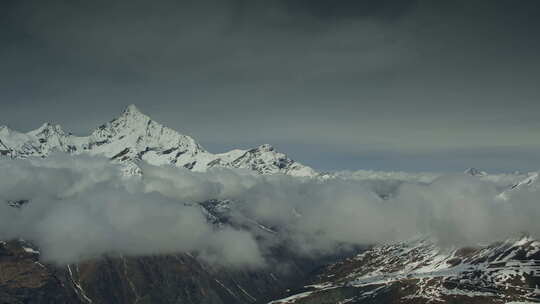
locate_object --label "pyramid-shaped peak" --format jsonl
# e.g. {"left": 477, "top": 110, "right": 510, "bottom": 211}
{"left": 125, "top": 104, "right": 140, "bottom": 113}
{"left": 121, "top": 104, "right": 148, "bottom": 118}
{"left": 112, "top": 104, "right": 154, "bottom": 130}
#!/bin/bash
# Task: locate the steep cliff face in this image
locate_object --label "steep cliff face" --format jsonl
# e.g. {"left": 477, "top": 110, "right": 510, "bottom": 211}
{"left": 0, "top": 105, "right": 317, "bottom": 177}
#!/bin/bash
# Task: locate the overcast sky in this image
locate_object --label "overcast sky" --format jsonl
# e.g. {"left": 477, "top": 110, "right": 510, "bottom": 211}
{"left": 1, "top": 0, "right": 539, "bottom": 172}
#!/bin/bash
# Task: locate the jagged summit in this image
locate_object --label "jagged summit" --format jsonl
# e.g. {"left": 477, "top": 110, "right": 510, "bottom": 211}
{"left": 27, "top": 122, "right": 66, "bottom": 137}
{"left": 115, "top": 104, "right": 153, "bottom": 126}
{"left": 98, "top": 104, "right": 153, "bottom": 132}
{"left": 123, "top": 104, "right": 143, "bottom": 115}
{"left": 0, "top": 105, "right": 317, "bottom": 177}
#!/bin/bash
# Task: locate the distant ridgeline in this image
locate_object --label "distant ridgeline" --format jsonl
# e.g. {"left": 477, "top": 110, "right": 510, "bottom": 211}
{"left": 0, "top": 104, "right": 318, "bottom": 177}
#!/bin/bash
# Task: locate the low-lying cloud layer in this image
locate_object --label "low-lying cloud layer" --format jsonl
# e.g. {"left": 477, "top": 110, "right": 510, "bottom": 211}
{"left": 0, "top": 155, "right": 538, "bottom": 267}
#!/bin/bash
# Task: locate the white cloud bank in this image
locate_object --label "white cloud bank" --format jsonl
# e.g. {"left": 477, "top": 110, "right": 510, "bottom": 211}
{"left": 0, "top": 155, "right": 538, "bottom": 267}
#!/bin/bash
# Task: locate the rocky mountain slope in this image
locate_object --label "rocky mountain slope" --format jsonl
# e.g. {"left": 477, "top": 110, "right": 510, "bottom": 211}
{"left": 0, "top": 105, "right": 317, "bottom": 177}
{"left": 266, "top": 170, "right": 540, "bottom": 304}
{"left": 269, "top": 236, "right": 540, "bottom": 304}
{"left": 0, "top": 238, "right": 319, "bottom": 304}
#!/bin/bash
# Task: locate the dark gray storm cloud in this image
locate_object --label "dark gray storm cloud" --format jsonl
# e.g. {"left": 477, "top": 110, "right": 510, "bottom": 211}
{"left": 1, "top": 0, "right": 539, "bottom": 172}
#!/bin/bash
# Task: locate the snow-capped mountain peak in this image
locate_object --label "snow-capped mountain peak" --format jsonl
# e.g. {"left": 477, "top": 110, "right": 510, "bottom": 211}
{"left": 123, "top": 103, "right": 145, "bottom": 116}
{"left": 27, "top": 122, "right": 66, "bottom": 137}
{"left": 0, "top": 105, "right": 317, "bottom": 177}
{"left": 92, "top": 104, "right": 153, "bottom": 137}
{"left": 106, "top": 104, "right": 154, "bottom": 133}
{"left": 85, "top": 104, "right": 208, "bottom": 169}
{"left": 228, "top": 143, "right": 317, "bottom": 176}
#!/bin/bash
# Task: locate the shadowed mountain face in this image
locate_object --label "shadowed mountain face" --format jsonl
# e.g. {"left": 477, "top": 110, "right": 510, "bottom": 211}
{"left": 4, "top": 240, "right": 277, "bottom": 304}
{"left": 0, "top": 217, "right": 354, "bottom": 304}
{"left": 0, "top": 239, "right": 289, "bottom": 304}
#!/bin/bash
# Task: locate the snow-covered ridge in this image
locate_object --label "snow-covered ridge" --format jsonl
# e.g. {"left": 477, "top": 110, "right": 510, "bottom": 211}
{"left": 270, "top": 236, "right": 540, "bottom": 303}
{"left": 0, "top": 105, "right": 317, "bottom": 177}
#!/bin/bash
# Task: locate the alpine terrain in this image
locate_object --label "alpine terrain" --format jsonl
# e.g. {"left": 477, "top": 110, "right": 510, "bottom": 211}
{"left": 0, "top": 104, "right": 317, "bottom": 177}
{"left": 1, "top": 106, "right": 540, "bottom": 304}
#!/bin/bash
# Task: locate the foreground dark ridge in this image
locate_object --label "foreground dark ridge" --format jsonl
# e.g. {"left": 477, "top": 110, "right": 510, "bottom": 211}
{"left": 0, "top": 239, "right": 327, "bottom": 304}
{"left": 2, "top": 236, "right": 540, "bottom": 304}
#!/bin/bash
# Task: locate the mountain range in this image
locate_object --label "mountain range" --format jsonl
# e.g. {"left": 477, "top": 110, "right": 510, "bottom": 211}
{"left": 1, "top": 106, "right": 540, "bottom": 304}
{"left": 0, "top": 104, "right": 317, "bottom": 177}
